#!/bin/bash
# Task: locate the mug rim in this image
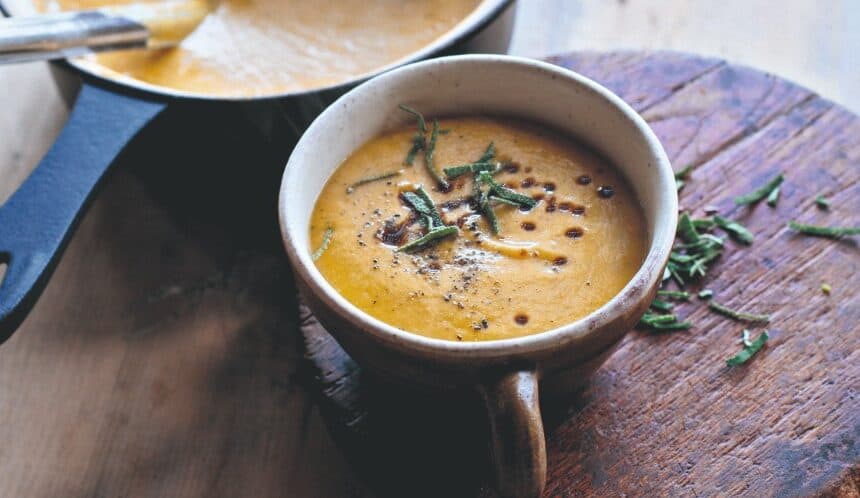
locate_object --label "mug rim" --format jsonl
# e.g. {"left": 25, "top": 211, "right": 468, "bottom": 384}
{"left": 279, "top": 54, "right": 677, "bottom": 361}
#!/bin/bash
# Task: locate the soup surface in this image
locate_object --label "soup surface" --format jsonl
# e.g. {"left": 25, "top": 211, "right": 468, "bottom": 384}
{"left": 39, "top": 0, "right": 481, "bottom": 96}
{"left": 310, "top": 115, "right": 647, "bottom": 342}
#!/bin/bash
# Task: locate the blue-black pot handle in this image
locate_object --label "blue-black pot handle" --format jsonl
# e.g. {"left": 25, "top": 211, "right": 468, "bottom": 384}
{"left": 0, "top": 82, "right": 166, "bottom": 343}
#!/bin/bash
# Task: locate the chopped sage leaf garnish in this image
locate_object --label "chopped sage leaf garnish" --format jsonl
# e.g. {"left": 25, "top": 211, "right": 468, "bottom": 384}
{"left": 402, "top": 186, "right": 445, "bottom": 229}
{"left": 691, "top": 218, "right": 716, "bottom": 231}
{"left": 708, "top": 300, "right": 770, "bottom": 323}
{"left": 675, "top": 165, "right": 692, "bottom": 190}
{"left": 766, "top": 185, "right": 780, "bottom": 207}
{"left": 347, "top": 170, "right": 401, "bottom": 193}
{"left": 399, "top": 105, "right": 427, "bottom": 166}
{"left": 444, "top": 162, "right": 498, "bottom": 179}
{"left": 678, "top": 213, "right": 701, "bottom": 243}
{"left": 397, "top": 226, "right": 458, "bottom": 253}
{"left": 713, "top": 215, "right": 753, "bottom": 245}
{"left": 787, "top": 221, "right": 860, "bottom": 238}
{"left": 650, "top": 299, "right": 674, "bottom": 312}
{"left": 815, "top": 195, "right": 831, "bottom": 210}
{"left": 639, "top": 312, "right": 692, "bottom": 331}
{"left": 423, "top": 119, "right": 449, "bottom": 189}
{"left": 734, "top": 173, "right": 784, "bottom": 205}
{"left": 478, "top": 141, "right": 496, "bottom": 163}
{"left": 478, "top": 171, "right": 537, "bottom": 210}
{"left": 657, "top": 290, "right": 691, "bottom": 301}
{"left": 726, "top": 330, "right": 769, "bottom": 366}
{"left": 675, "top": 164, "right": 693, "bottom": 180}
{"left": 650, "top": 321, "right": 693, "bottom": 331}
{"left": 311, "top": 227, "right": 333, "bottom": 261}
{"left": 489, "top": 195, "right": 522, "bottom": 207}
{"left": 821, "top": 283, "right": 832, "bottom": 295}
{"left": 698, "top": 289, "right": 714, "bottom": 299}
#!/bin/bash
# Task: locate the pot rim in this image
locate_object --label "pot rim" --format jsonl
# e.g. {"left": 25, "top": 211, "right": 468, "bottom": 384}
{"left": 279, "top": 54, "right": 677, "bottom": 362}
{"left": 0, "top": 0, "right": 514, "bottom": 102}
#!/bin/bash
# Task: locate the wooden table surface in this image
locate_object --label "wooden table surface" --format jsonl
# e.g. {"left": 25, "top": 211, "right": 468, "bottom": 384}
{"left": 0, "top": 49, "right": 858, "bottom": 497}
{"left": 300, "top": 51, "right": 860, "bottom": 497}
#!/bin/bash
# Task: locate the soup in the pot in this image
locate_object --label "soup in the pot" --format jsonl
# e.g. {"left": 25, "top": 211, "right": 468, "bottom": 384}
{"left": 38, "top": 0, "right": 483, "bottom": 96}
{"left": 309, "top": 112, "right": 647, "bottom": 342}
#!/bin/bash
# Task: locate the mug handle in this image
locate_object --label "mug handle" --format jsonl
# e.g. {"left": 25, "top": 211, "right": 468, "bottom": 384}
{"left": 0, "top": 82, "right": 166, "bottom": 344}
{"left": 480, "top": 369, "right": 547, "bottom": 498}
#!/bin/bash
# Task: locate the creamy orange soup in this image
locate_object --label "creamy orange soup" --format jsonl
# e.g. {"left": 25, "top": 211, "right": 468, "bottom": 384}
{"left": 39, "top": 0, "right": 481, "bottom": 96}
{"left": 310, "top": 115, "right": 647, "bottom": 342}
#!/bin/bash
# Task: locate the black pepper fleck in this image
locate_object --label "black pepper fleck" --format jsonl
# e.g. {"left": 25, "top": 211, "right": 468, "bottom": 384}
{"left": 597, "top": 185, "right": 614, "bottom": 198}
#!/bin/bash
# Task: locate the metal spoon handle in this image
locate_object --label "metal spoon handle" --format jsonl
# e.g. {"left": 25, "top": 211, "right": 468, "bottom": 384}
{"left": 0, "top": 11, "right": 148, "bottom": 64}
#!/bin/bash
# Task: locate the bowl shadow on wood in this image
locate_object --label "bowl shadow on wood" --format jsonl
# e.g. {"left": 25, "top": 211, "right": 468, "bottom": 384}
{"left": 299, "top": 302, "right": 597, "bottom": 498}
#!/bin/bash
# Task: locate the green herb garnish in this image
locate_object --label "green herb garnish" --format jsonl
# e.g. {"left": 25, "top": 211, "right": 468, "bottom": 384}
{"left": 698, "top": 289, "right": 713, "bottom": 299}
{"left": 787, "top": 221, "right": 860, "bottom": 238}
{"left": 734, "top": 173, "right": 784, "bottom": 205}
{"left": 766, "top": 186, "right": 780, "bottom": 207}
{"left": 347, "top": 170, "right": 401, "bottom": 193}
{"left": 397, "top": 226, "right": 458, "bottom": 253}
{"left": 489, "top": 195, "right": 521, "bottom": 207}
{"left": 815, "top": 195, "right": 831, "bottom": 210}
{"left": 311, "top": 227, "right": 333, "bottom": 261}
{"left": 423, "top": 119, "right": 449, "bottom": 190}
{"left": 399, "top": 105, "right": 427, "bottom": 166}
{"left": 657, "top": 290, "right": 691, "bottom": 301}
{"left": 650, "top": 299, "right": 674, "bottom": 312}
{"left": 708, "top": 300, "right": 770, "bottom": 323}
{"left": 402, "top": 186, "right": 445, "bottom": 229}
{"left": 444, "top": 162, "right": 498, "bottom": 179}
{"left": 726, "top": 330, "right": 769, "bottom": 366}
{"left": 821, "top": 283, "right": 832, "bottom": 295}
{"left": 678, "top": 213, "right": 701, "bottom": 243}
{"left": 713, "top": 215, "right": 753, "bottom": 245}
{"left": 477, "top": 171, "right": 537, "bottom": 210}
{"left": 638, "top": 312, "right": 692, "bottom": 331}
{"left": 478, "top": 141, "right": 496, "bottom": 163}
{"left": 667, "top": 215, "right": 725, "bottom": 285}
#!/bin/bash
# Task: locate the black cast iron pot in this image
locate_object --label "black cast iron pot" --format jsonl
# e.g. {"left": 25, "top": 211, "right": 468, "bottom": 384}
{"left": 0, "top": 0, "right": 517, "bottom": 343}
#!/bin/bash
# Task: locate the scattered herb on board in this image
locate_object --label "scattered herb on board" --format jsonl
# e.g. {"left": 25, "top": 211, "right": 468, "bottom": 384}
{"left": 638, "top": 313, "right": 692, "bottom": 331}
{"left": 665, "top": 213, "right": 726, "bottom": 285}
{"left": 311, "top": 227, "right": 333, "bottom": 261}
{"left": 347, "top": 170, "right": 402, "bottom": 193}
{"left": 726, "top": 330, "right": 769, "bottom": 366}
{"left": 788, "top": 221, "right": 860, "bottom": 238}
{"left": 708, "top": 300, "right": 770, "bottom": 323}
{"left": 675, "top": 164, "right": 693, "bottom": 191}
{"left": 815, "top": 195, "right": 831, "bottom": 210}
{"left": 766, "top": 186, "right": 780, "bottom": 207}
{"left": 698, "top": 289, "right": 714, "bottom": 299}
{"left": 713, "top": 215, "right": 754, "bottom": 245}
{"left": 650, "top": 299, "right": 674, "bottom": 312}
{"left": 399, "top": 105, "right": 427, "bottom": 166}
{"left": 424, "top": 119, "right": 449, "bottom": 190}
{"left": 821, "top": 283, "right": 832, "bottom": 295}
{"left": 734, "top": 173, "right": 784, "bottom": 205}
{"left": 657, "top": 290, "right": 691, "bottom": 301}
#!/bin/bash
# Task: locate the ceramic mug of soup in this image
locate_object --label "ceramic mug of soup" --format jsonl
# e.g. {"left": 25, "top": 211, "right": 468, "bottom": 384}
{"left": 279, "top": 55, "right": 676, "bottom": 498}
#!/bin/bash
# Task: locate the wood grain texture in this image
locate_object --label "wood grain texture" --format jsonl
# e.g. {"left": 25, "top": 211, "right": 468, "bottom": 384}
{"left": 302, "top": 52, "right": 860, "bottom": 497}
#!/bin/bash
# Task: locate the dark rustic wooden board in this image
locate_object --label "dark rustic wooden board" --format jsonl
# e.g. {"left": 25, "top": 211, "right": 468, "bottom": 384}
{"left": 301, "top": 51, "right": 860, "bottom": 497}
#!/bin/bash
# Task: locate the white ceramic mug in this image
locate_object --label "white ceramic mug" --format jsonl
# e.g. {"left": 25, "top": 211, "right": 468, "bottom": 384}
{"left": 279, "top": 55, "right": 676, "bottom": 498}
